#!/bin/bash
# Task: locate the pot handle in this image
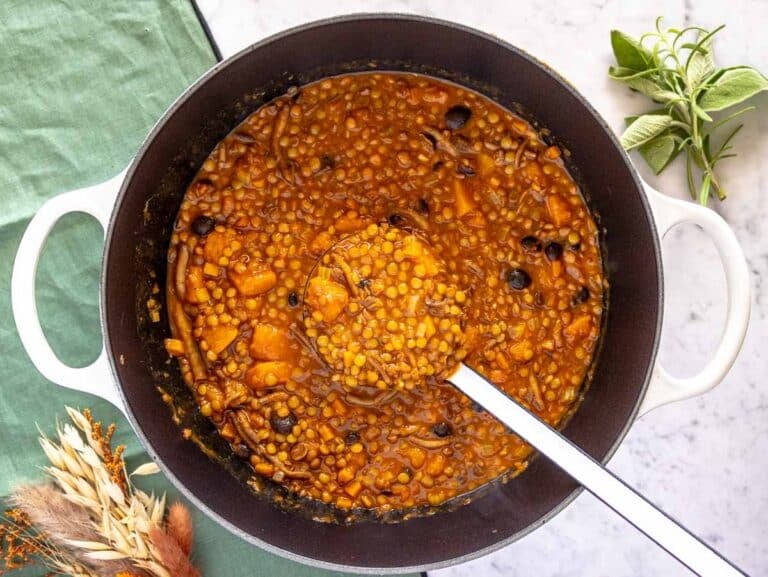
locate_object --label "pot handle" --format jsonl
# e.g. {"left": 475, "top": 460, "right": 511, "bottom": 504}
{"left": 639, "top": 180, "right": 750, "bottom": 415}
{"left": 11, "top": 170, "right": 128, "bottom": 414}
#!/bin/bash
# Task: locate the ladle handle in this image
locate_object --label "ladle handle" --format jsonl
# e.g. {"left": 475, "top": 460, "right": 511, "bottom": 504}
{"left": 449, "top": 363, "right": 745, "bottom": 577}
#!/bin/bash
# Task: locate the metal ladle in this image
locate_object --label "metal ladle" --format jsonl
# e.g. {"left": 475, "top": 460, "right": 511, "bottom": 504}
{"left": 448, "top": 363, "right": 742, "bottom": 576}
{"left": 304, "top": 226, "right": 744, "bottom": 576}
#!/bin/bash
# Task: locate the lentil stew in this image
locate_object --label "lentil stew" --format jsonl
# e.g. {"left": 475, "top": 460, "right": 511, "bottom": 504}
{"left": 164, "top": 72, "right": 605, "bottom": 516}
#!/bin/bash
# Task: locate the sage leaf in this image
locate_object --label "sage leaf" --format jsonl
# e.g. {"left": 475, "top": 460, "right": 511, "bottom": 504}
{"left": 639, "top": 133, "right": 680, "bottom": 174}
{"left": 686, "top": 34, "right": 716, "bottom": 88}
{"left": 610, "top": 30, "right": 653, "bottom": 71}
{"left": 620, "top": 114, "right": 673, "bottom": 150}
{"left": 620, "top": 76, "right": 680, "bottom": 102}
{"left": 609, "top": 18, "right": 765, "bottom": 205}
{"left": 698, "top": 66, "right": 768, "bottom": 111}
{"left": 624, "top": 109, "right": 668, "bottom": 126}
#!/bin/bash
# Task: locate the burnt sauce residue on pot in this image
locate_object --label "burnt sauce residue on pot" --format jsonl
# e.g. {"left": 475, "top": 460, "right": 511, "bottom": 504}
{"left": 138, "top": 69, "right": 607, "bottom": 524}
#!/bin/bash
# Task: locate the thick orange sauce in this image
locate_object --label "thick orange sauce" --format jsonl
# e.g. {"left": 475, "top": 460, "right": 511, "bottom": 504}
{"left": 165, "top": 72, "right": 604, "bottom": 513}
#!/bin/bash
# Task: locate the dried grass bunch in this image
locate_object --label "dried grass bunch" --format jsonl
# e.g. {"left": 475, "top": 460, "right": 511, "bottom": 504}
{"left": 1, "top": 407, "right": 200, "bottom": 577}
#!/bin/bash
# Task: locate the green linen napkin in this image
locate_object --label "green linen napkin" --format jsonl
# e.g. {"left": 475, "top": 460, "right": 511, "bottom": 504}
{"left": 0, "top": 2, "right": 417, "bottom": 575}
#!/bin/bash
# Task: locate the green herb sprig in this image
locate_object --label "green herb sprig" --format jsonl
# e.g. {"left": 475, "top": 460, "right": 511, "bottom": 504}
{"left": 609, "top": 18, "right": 768, "bottom": 205}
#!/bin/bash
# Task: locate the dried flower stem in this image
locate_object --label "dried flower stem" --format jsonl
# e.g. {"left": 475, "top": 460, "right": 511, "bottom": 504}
{"left": 2, "top": 407, "right": 201, "bottom": 577}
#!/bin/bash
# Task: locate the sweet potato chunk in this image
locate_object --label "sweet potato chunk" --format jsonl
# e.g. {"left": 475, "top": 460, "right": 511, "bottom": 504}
{"left": 202, "top": 325, "right": 238, "bottom": 355}
{"left": 203, "top": 229, "right": 239, "bottom": 262}
{"left": 164, "top": 338, "right": 185, "bottom": 357}
{"left": 477, "top": 153, "right": 496, "bottom": 176}
{"left": 250, "top": 323, "right": 295, "bottom": 361}
{"left": 229, "top": 262, "right": 277, "bottom": 296}
{"left": 425, "top": 454, "right": 446, "bottom": 476}
{"left": 564, "top": 314, "right": 592, "bottom": 342}
{"left": 192, "top": 287, "right": 210, "bottom": 304}
{"left": 344, "top": 480, "right": 363, "bottom": 498}
{"left": 453, "top": 180, "right": 477, "bottom": 217}
{"left": 203, "top": 262, "right": 220, "bottom": 277}
{"left": 546, "top": 194, "right": 571, "bottom": 227}
{"left": 184, "top": 266, "right": 205, "bottom": 303}
{"left": 402, "top": 235, "right": 440, "bottom": 277}
{"left": 246, "top": 361, "right": 293, "bottom": 389}
{"left": 318, "top": 423, "right": 336, "bottom": 441}
{"left": 335, "top": 211, "right": 368, "bottom": 233}
{"left": 306, "top": 269, "right": 349, "bottom": 322}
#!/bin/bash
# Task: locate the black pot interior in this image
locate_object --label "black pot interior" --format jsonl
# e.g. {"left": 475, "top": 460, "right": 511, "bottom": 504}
{"left": 103, "top": 15, "right": 660, "bottom": 571}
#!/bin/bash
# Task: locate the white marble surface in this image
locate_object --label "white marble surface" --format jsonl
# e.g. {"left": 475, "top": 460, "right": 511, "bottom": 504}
{"left": 197, "top": 1, "right": 768, "bottom": 575}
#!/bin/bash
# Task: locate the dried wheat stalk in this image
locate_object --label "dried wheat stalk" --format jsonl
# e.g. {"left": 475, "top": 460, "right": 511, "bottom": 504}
{"left": 9, "top": 484, "right": 141, "bottom": 576}
{"left": 25, "top": 407, "right": 198, "bottom": 577}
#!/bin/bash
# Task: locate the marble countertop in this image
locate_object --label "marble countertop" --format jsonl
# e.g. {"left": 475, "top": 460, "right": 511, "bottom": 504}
{"left": 197, "top": 1, "right": 768, "bottom": 575}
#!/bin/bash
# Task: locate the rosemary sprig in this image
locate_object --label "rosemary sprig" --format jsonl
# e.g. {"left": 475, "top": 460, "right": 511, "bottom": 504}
{"left": 609, "top": 18, "right": 767, "bottom": 205}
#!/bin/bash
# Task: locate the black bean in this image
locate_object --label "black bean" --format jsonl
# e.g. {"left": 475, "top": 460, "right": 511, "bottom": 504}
{"left": 520, "top": 235, "right": 542, "bottom": 252}
{"left": 445, "top": 105, "right": 472, "bottom": 130}
{"left": 432, "top": 422, "right": 452, "bottom": 437}
{"left": 432, "top": 161, "right": 443, "bottom": 172}
{"left": 357, "top": 278, "right": 371, "bottom": 289}
{"left": 388, "top": 213, "right": 405, "bottom": 227}
{"left": 320, "top": 153, "right": 335, "bottom": 169}
{"left": 417, "top": 198, "right": 430, "bottom": 214}
{"left": 506, "top": 268, "right": 532, "bottom": 290}
{"left": 458, "top": 163, "right": 476, "bottom": 176}
{"left": 270, "top": 411, "right": 297, "bottom": 435}
{"left": 287, "top": 291, "right": 299, "bottom": 307}
{"left": 545, "top": 241, "right": 564, "bottom": 261}
{"left": 344, "top": 431, "right": 360, "bottom": 445}
{"left": 191, "top": 215, "right": 216, "bottom": 236}
{"left": 573, "top": 286, "right": 590, "bottom": 305}
{"left": 233, "top": 443, "right": 250, "bottom": 459}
